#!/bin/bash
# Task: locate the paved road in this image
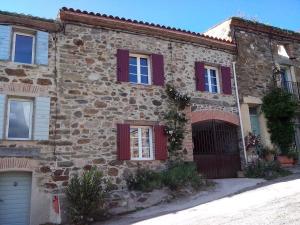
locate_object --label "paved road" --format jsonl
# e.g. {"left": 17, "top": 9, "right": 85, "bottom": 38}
{"left": 101, "top": 174, "right": 300, "bottom": 225}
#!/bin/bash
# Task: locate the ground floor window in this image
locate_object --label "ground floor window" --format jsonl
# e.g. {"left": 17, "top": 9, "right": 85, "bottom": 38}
{"left": 130, "top": 126, "right": 153, "bottom": 160}
{"left": 6, "top": 98, "right": 33, "bottom": 140}
{"left": 249, "top": 106, "right": 261, "bottom": 136}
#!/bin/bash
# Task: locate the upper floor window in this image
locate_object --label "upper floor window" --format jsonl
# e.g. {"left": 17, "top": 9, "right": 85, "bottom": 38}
{"left": 0, "top": 25, "right": 48, "bottom": 65}
{"left": 280, "top": 66, "right": 294, "bottom": 93}
{"left": 12, "top": 32, "right": 35, "bottom": 64}
{"left": 6, "top": 98, "right": 33, "bottom": 140}
{"left": 130, "top": 126, "right": 154, "bottom": 160}
{"left": 129, "top": 54, "right": 151, "bottom": 85}
{"left": 205, "top": 66, "right": 220, "bottom": 93}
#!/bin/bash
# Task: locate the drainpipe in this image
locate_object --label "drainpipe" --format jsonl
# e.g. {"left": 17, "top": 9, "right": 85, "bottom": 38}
{"left": 232, "top": 62, "right": 248, "bottom": 164}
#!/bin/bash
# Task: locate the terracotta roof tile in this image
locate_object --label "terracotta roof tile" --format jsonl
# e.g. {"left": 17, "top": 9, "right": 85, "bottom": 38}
{"left": 60, "top": 7, "right": 234, "bottom": 45}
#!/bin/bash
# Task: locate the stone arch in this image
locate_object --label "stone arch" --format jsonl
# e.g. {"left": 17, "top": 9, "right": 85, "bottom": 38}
{"left": 0, "top": 157, "right": 37, "bottom": 172}
{"left": 191, "top": 110, "right": 239, "bottom": 126}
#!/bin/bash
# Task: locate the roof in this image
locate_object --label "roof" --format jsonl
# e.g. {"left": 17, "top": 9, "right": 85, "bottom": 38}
{"left": 59, "top": 7, "right": 236, "bottom": 52}
{"left": 230, "top": 17, "right": 300, "bottom": 41}
{"left": 0, "top": 10, "right": 60, "bottom": 32}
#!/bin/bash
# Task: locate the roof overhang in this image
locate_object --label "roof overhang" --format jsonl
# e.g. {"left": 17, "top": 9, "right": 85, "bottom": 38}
{"left": 59, "top": 8, "right": 236, "bottom": 53}
{"left": 0, "top": 11, "right": 60, "bottom": 32}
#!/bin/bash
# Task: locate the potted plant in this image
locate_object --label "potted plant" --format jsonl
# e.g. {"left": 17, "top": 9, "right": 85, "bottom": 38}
{"left": 276, "top": 147, "right": 299, "bottom": 167}
{"left": 287, "top": 148, "right": 299, "bottom": 165}
{"left": 261, "top": 147, "right": 277, "bottom": 162}
{"left": 277, "top": 153, "right": 294, "bottom": 167}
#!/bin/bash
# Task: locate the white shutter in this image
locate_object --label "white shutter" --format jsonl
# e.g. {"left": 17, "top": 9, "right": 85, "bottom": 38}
{"left": 0, "top": 94, "right": 6, "bottom": 139}
{"left": 34, "top": 97, "right": 50, "bottom": 140}
{"left": 35, "top": 31, "right": 49, "bottom": 65}
{"left": 0, "top": 25, "right": 12, "bottom": 60}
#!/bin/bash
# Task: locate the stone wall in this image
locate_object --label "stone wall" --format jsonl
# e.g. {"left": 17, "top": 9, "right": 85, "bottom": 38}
{"left": 0, "top": 20, "right": 238, "bottom": 224}
{"left": 53, "top": 23, "right": 238, "bottom": 188}
{"left": 234, "top": 30, "right": 300, "bottom": 100}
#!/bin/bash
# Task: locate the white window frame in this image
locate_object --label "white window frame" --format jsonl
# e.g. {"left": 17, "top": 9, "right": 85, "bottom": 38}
{"left": 129, "top": 54, "right": 151, "bottom": 85}
{"left": 205, "top": 66, "right": 220, "bottom": 93}
{"left": 12, "top": 32, "right": 35, "bottom": 64}
{"left": 6, "top": 98, "right": 33, "bottom": 140}
{"left": 130, "top": 126, "right": 154, "bottom": 160}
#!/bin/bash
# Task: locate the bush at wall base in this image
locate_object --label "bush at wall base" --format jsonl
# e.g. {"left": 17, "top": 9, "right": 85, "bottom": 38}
{"left": 65, "top": 168, "right": 110, "bottom": 225}
{"left": 245, "top": 160, "right": 291, "bottom": 180}
{"left": 126, "top": 162, "right": 207, "bottom": 192}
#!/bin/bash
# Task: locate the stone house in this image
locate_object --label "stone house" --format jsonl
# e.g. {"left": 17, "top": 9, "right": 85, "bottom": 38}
{"left": 0, "top": 8, "right": 243, "bottom": 225}
{"left": 206, "top": 17, "right": 300, "bottom": 157}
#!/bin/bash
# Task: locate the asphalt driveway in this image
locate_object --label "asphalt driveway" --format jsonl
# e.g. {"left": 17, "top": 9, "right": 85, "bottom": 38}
{"left": 98, "top": 174, "right": 300, "bottom": 225}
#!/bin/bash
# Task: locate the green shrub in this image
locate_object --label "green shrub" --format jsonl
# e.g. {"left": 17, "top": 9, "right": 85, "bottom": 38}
{"left": 126, "top": 168, "right": 162, "bottom": 192}
{"left": 262, "top": 88, "right": 298, "bottom": 154}
{"left": 162, "top": 162, "right": 205, "bottom": 191}
{"left": 126, "top": 162, "right": 206, "bottom": 192}
{"left": 65, "top": 168, "right": 109, "bottom": 225}
{"left": 260, "top": 146, "right": 277, "bottom": 158}
{"left": 245, "top": 160, "right": 291, "bottom": 180}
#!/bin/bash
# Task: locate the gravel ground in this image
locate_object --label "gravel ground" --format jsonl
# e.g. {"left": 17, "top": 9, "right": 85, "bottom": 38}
{"left": 99, "top": 174, "right": 300, "bottom": 225}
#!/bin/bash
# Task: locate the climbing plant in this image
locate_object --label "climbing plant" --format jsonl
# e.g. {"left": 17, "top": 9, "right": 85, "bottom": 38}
{"left": 164, "top": 84, "right": 191, "bottom": 160}
{"left": 261, "top": 88, "right": 298, "bottom": 155}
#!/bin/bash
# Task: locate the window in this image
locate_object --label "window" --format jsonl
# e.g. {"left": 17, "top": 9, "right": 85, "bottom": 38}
{"left": 130, "top": 126, "right": 154, "bottom": 160}
{"left": 249, "top": 107, "right": 261, "bottom": 136}
{"left": 6, "top": 99, "right": 33, "bottom": 140}
{"left": 280, "top": 66, "right": 293, "bottom": 93}
{"left": 205, "top": 66, "right": 219, "bottom": 93}
{"left": 129, "top": 54, "right": 151, "bottom": 85}
{"left": 12, "top": 32, "right": 35, "bottom": 64}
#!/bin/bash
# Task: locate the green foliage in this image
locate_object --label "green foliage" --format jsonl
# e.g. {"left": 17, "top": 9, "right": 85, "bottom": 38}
{"left": 126, "top": 162, "right": 206, "bottom": 192}
{"left": 164, "top": 84, "right": 191, "bottom": 159}
{"left": 245, "top": 160, "right": 291, "bottom": 180}
{"left": 126, "top": 168, "right": 162, "bottom": 192}
{"left": 260, "top": 146, "right": 277, "bottom": 158}
{"left": 262, "top": 88, "right": 298, "bottom": 155}
{"left": 162, "top": 162, "right": 205, "bottom": 191}
{"left": 65, "top": 168, "right": 109, "bottom": 225}
{"left": 165, "top": 84, "right": 191, "bottom": 110}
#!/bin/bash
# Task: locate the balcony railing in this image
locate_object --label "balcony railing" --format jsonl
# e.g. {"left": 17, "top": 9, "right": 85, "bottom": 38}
{"left": 279, "top": 81, "right": 300, "bottom": 101}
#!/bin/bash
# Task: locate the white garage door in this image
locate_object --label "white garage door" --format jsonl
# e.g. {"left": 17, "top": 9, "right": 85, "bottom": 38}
{"left": 0, "top": 172, "right": 32, "bottom": 225}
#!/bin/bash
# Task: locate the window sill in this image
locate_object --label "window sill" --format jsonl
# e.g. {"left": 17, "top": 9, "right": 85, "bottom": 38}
{"left": 198, "top": 91, "right": 232, "bottom": 96}
{"left": 116, "top": 81, "right": 164, "bottom": 89}
{"left": 0, "top": 60, "right": 46, "bottom": 68}
{"left": 0, "top": 139, "right": 38, "bottom": 144}
{"left": 129, "top": 159, "right": 157, "bottom": 162}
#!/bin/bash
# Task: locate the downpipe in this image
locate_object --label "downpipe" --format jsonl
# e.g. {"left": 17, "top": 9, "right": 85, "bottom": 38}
{"left": 232, "top": 62, "right": 248, "bottom": 164}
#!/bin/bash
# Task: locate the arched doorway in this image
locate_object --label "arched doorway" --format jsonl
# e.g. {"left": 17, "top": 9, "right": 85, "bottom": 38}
{"left": 193, "top": 120, "right": 240, "bottom": 178}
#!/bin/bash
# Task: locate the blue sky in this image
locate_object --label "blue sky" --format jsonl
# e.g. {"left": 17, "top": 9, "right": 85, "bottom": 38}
{"left": 1, "top": 0, "right": 300, "bottom": 33}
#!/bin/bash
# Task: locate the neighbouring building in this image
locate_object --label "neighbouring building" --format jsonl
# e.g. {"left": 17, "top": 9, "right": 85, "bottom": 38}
{"left": 0, "top": 10, "right": 61, "bottom": 225}
{"left": 206, "top": 17, "right": 300, "bottom": 156}
{"left": 0, "top": 8, "right": 244, "bottom": 225}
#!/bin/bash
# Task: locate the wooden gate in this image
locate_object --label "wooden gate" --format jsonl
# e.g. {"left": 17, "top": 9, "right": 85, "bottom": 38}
{"left": 193, "top": 120, "right": 241, "bottom": 178}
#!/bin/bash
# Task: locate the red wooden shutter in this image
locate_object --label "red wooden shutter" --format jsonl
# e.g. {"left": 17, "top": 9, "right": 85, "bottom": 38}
{"left": 221, "top": 66, "right": 232, "bottom": 95}
{"left": 151, "top": 54, "right": 164, "bottom": 86}
{"left": 195, "top": 62, "right": 205, "bottom": 91}
{"left": 117, "top": 124, "right": 130, "bottom": 160}
{"left": 117, "top": 49, "right": 129, "bottom": 82}
{"left": 154, "top": 125, "right": 168, "bottom": 160}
